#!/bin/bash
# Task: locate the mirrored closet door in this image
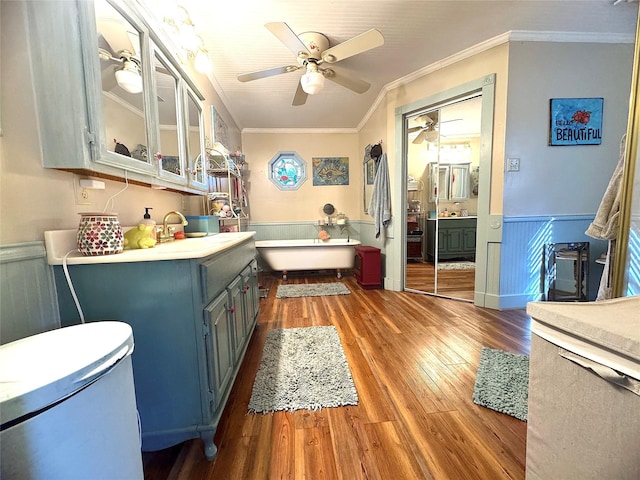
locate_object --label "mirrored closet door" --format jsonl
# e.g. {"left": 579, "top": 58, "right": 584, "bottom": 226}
{"left": 404, "top": 96, "right": 482, "bottom": 301}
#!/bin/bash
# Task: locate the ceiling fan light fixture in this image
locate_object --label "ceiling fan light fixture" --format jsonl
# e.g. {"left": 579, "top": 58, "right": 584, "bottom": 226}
{"left": 425, "top": 129, "right": 439, "bottom": 142}
{"left": 301, "top": 69, "right": 325, "bottom": 95}
{"left": 115, "top": 59, "right": 143, "bottom": 93}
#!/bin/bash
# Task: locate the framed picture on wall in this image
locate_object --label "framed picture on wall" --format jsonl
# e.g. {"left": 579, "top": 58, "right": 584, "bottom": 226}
{"left": 549, "top": 97, "right": 603, "bottom": 146}
{"left": 312, "top": 157, "right": 350, "bottom": 186}
{"left": 211, "top": 106, "right": 229, "bottom": 150}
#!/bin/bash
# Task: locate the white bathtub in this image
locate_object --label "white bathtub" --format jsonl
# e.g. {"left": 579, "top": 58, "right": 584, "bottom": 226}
{"left": 255, "top": 238, "right": 361, "bottom": 280}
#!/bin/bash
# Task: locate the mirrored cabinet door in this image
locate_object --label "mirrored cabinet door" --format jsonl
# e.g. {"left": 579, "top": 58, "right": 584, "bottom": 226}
{"left": 153, "top": 47, "right": 186, "bottom": 182}
{"left": 185, "top": 88, "right": 207, "bottom": 188}
{"left": 449, "top": 164, "right": 470, "bottom": 201}
{"left": 91, "top": 0, "right": 156, "bottom": 175}
{"left": 429, "top": 164, "right": 449, "bottom": 202}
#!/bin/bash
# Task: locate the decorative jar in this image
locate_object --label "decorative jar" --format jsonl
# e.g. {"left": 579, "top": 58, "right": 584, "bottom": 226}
{"left": 77, "top": 212, "right": 124, "bottom": 256}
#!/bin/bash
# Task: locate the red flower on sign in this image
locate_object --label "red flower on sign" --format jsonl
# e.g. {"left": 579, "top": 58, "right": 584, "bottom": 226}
{"left": 572, "top": 110, "right": 591, "bottom": 124}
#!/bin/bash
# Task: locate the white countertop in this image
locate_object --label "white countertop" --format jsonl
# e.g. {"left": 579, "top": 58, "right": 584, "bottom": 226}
{"left": 44, "top": 229, "right": 256, "bottom": 265}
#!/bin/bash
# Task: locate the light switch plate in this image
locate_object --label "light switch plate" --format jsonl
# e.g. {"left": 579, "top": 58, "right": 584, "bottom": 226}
{"left": 507, "top": 157, "right": 520, "bottom": 172}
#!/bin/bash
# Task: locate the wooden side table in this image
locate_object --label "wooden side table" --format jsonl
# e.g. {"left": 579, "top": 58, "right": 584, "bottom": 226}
{"left": 354, "top": 245, "right": 382, "bottom": 289}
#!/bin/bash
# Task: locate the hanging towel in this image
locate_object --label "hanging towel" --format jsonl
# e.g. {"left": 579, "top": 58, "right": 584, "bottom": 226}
{"left": 369, "top": 152, "right": 391, "bottom": 238}
{"left": 586, "top": 135, "right": 626, "bottom": 300}
{"left": 586, "top": 136, "right": 625, "bottom": 240}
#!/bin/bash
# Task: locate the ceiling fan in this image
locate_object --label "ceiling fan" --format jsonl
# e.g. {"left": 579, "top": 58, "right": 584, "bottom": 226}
{"left": 237, "top": 22, "right": 384, "bottom": 106}
{"left": 96, "top": 14, "right": 143, "bottom": 94}
{"left": 408, "top": 113, "right": 462, "bottom": 144}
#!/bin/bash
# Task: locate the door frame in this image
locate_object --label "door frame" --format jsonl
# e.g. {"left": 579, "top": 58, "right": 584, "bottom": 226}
{"left": 393, "top": 74, "right": 497, "bottom": 307}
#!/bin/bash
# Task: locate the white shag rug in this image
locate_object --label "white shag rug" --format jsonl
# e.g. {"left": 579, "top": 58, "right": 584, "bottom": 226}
{"left": 437, "top": 261, "right": 476, "bottom": 270}
{"left": 248, "top": 326, "right": 359, "bottom": 414}
{"left": 276, "top": 282, "right": 351, "bottom": 298}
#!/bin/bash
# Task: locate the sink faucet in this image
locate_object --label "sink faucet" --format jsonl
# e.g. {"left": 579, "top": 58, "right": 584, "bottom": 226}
{"left": 159, "top": 211, "right": 188, "bottom": 242}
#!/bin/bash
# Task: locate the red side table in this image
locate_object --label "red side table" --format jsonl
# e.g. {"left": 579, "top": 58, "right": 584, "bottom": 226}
{"left": 354, "top": 245, "right": 382, "bottom": 289}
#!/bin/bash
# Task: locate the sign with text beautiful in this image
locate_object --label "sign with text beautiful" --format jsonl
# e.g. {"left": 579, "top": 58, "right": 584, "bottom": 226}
{"left": 549, "top": 98, "right": 603, "bottom": 146}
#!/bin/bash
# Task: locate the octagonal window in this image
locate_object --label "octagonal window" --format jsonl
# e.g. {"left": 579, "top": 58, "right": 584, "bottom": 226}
{"left": 268, "top": 151, "right": 307, "bottom": 191}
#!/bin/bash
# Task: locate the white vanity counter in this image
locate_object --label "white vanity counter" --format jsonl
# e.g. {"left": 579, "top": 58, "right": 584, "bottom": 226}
{"left": 44, "top": 229, "right": 255, "bottom": 265}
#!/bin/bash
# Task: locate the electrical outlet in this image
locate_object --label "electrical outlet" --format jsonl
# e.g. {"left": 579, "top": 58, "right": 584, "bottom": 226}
{"left": 73, "top": 177, "right": 91, "bottom": 205}
{"left": 507, "top": 157, "right": 520, "bottom": 172}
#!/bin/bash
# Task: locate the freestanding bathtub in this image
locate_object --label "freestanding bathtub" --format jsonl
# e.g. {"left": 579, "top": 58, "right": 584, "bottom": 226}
{"left": 255, "top": 238, "right": 361, "bottom": 280}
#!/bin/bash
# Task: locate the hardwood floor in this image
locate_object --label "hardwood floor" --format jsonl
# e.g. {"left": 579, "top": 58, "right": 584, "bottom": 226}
{"left": 143, "top": 273, "right": 531, "bottom": 480}
{"left": 406, "top": 261, "right": 476, "bottom": 301}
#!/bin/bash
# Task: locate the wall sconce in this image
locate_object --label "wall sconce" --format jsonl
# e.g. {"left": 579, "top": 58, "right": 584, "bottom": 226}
{"left": 163, "top": 6, "right": 211, "bottom": 73}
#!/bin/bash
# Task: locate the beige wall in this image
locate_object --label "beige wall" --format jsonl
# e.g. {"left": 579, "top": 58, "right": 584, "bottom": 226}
{"left": 241, "top": 132, "right": 360, "bottom": 223}
{"left": 380, "top": 42, "right": 508, "bottom": 215}
{"left": 0, "top": 1, "right": 239, "bottom": 244}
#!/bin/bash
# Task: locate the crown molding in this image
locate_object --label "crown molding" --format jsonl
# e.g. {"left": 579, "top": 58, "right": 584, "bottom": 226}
{"left": 356, "top": 29, "right": 635, "bottom": 131}
{"left": 235, "top": 29, "right": 635, "bottom": 135}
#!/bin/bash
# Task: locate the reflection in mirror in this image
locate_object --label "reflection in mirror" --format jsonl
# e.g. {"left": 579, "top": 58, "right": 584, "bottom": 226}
{"left": 186, "top": 89, "right": 205, "bottom": 184}
{"left": 95, "top": 0, "right": 148, "bottom": 161}
{"left": 449, "top": 164, "right": 470, "bottom": 201}
{"left": 430, "top": 164, "right": 449, "bottom": 202}
{"left": 404, "top": 96, "right": 482, "bottom": 301}
{"left": 155, "top": 48, "right": 182, "bottom": 176}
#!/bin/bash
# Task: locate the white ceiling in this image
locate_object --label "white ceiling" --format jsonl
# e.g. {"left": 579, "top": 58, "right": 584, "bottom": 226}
{"left": 176, "top": 0, "right": 638, "bottom": 131}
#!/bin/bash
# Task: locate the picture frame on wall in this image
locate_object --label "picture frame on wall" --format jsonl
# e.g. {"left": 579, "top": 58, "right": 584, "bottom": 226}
{"left": 210, "top": 106, "right": 229, "bottom": 150}
{"left": 549, "top": 97, "right": 603, "bottom": 146}
{"left": 312, "top": 157, "right": 350, "bottom": 186}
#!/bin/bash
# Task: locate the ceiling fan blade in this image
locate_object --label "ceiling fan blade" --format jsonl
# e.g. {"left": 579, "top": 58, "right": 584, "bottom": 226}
{"left": 237, "top": 65, "right": 300, "bottom": 82}
{"left": 416, "top": 114, "right": 436, "bottom": 125}
{"left": 292, "top": 81, "right": 308, "bottom": 106}
{"left": 407, "top": 126, "right": 423, "bottom": 134}
{"left": 323, "top": 69, "right": 370, "bottom": 94}
{"left": 97, "top": 18, "right": 138, "bottom": 57}
{"left": 412, "top": 130, "right": 427, "bottom": 144}
{"left": 265, "top": 22, "right": 311, "bottom": 56}
{"left": 321, "top": 28, "right": 384, "bottom": 63}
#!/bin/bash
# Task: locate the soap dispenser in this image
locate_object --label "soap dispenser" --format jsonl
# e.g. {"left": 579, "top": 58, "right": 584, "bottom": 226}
{"left": 123, "top": 208, "right": 157, "bottom": 249}
{"left": 141, "top": 207, "right": 156, "bottom": 242}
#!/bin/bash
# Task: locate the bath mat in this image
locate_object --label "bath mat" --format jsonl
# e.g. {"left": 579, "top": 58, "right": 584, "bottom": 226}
{"left": 248, "top": 326, "right": 359, "bottom": 413}
{"left": 275, "top": 282, "right": 351, "bottom": 298}
{"left": 472, "top": 347, "right": 529, "bottom": 421}
{"left": 437, "top": 261, "right": 476, "bottom": 270}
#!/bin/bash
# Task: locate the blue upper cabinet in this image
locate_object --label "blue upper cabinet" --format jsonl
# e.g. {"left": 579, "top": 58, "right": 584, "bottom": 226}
{"left": 25, "top": 0, "right": 207, "bottom": 194}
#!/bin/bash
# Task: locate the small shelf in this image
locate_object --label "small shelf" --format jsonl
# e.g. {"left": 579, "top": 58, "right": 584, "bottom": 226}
{"left": 205, "top": 144, "right": 248, "bottom": 231}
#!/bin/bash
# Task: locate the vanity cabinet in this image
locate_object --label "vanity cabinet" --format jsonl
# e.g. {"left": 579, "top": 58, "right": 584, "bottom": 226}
{"left": 52, "top": 238, "right": 258, "bottom": 460}
{"left": 25, "top": 0, "right": 207, "bottom": 193}
{"left": 426, "top": 217, "right": 477, "bottom": 261}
